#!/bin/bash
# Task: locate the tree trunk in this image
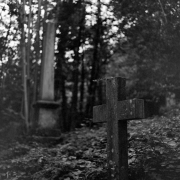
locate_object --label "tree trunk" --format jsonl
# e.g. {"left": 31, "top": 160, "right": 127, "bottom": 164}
{"left": 86, "top": 0, "right": 102, "bottom": 116}
{"left": 70, "top": 0, "right": 85, "bottom": 129}
{"left": 22, "top": 0, "right": 29, "bottom": 132}
{"left": 27, "top": 0, "right": 32, "bottom": 126}
{"left": 56, "top": 27, "right": 68, "bottom": 131}
{"left": 80, "top": 53, "right": 85, "bottom": 114}
{"left": 0, "top": 58, "right": 4, "bottom": 119}
{"left": 55, "top": 51, "right": 68, "bottom": 131}
{"left": 32, "top": 0, "right": 42, "bottom": 127}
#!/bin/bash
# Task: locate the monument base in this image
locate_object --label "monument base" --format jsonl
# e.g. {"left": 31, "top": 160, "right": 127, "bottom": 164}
{"left": 38, "top": 108, "right": 57, "bottom": 128}
{"left": 33, "top": 100, "right": 60, "bottom": 130}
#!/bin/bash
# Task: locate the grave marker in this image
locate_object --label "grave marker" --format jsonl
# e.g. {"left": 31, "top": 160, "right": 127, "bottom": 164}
{"left": 35, "top": 21, "right": 59, "bottom": 130}
{"left": 93, "top": 77, "right": 144, "bottom": 180}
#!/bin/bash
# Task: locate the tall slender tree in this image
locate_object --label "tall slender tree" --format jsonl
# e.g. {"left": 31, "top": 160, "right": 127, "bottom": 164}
{"left": 26, "top": 0, "right": 32, "bottom": 126}
{"left": 21, "top": 0, "right": 29, "bottom": 131}
{"left": 70, "top": 0, "right": 86, "bottom": 129}
{"left": 86, "top": 0, "right": 102, "bottom": 116}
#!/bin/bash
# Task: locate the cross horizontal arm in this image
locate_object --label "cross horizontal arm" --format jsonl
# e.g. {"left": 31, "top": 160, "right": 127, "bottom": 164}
{"left": 93, "top": 104, "right": 106, "bottom": 123}
{"left": 93, "top": 99, "right": 144, "bottom": 123}
{"left": 117, "top": 99, "right": 144, "bottom": 120}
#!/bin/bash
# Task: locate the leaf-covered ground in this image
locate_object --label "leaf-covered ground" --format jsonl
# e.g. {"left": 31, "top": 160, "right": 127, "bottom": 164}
{"left": 1, "top": 109, "right": 180, "bottom": 180}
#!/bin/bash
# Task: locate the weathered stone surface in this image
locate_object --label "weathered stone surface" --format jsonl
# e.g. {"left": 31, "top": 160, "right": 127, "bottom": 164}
{"left": 40, "top": 21, "right": 56, "bottom": 101}
{"left": 93, "top": 77, "right": 145, "bottom": 180}
{"left": 93, "top": 99, "right": 144, "bottom": 123}
{"left": 93, "top": 104, "right": 106, "bottom": 123}
{"left": 38, "top": 108, "right": 57, "bottom": 129}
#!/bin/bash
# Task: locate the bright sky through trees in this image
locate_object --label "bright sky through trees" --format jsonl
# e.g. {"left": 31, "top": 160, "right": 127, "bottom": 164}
{"left": 0, "top": 0, "right": 121, "bottom": 64}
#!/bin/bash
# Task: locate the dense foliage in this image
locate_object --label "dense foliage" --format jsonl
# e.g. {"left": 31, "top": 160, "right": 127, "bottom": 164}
{"left": 110, "top": 0, "right": 180, "bottom": 103}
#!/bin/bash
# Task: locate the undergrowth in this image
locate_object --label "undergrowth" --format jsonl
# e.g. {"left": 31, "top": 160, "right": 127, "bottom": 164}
{"left": 1, "top": 108, "right": 180, "bottom": 179}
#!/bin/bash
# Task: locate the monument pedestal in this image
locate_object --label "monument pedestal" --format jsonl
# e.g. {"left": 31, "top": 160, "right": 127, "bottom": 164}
{"left": 33, "top": 100, "right": 60, "bottom": 139}
{"left": 35, "top": 100, "right": 59, "bottom": 129}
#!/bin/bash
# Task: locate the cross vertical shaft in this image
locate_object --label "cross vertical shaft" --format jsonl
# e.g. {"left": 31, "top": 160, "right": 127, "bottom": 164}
{"left": 106, "top": 77, "right": 128, "bottom": 180}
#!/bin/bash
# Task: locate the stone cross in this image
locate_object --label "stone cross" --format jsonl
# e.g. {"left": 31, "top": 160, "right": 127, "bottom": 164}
{"left": 93, "top": 77, "right": 144, "bottom": 180}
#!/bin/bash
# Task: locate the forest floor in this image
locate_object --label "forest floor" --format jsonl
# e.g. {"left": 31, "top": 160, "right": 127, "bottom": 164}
{"left": 1, "top": 109, "right": 180, "bottom": 180}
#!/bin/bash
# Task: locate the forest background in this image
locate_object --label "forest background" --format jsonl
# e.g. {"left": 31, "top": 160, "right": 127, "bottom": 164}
{"left": 1, "top": 0, "right": 180, "bottom": 132}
